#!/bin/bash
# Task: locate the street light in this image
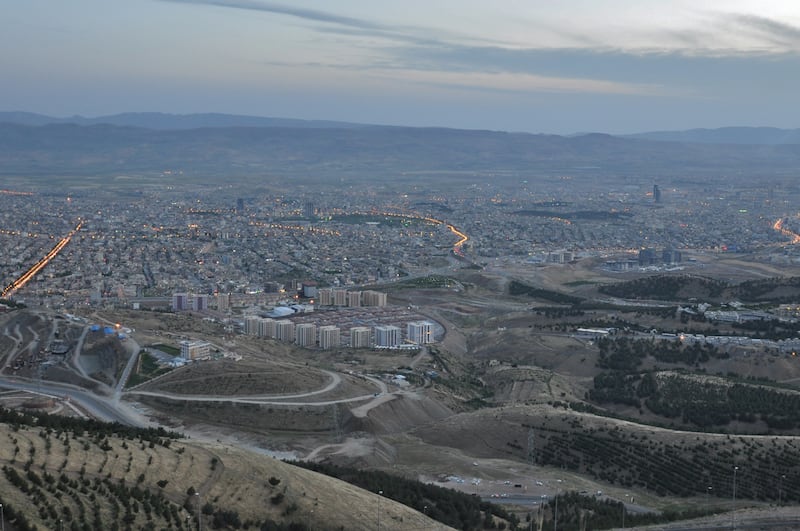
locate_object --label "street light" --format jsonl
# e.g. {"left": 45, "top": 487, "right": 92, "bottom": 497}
{"left": 378, "top": 490, "right": 383, "bottom": 531}
{"left": 780, "top": 474, "right": 786, "bottom": 506}
{"left": 1, "top": 503, "right": 4, "bottom": 531}
{"left": 195, "top": 492, "right": 201, "bottom": 531}
{"left": 554, "top": 491, "right": 559, "bottom": 531}
{"left": 621, "top": 494, "right": 630, "bottom": 529}
{"left": 732, "top": 466, "right": 739, "bottom": 531}
{"left": 706, "top": 486, "right": 713, "bottom": 516}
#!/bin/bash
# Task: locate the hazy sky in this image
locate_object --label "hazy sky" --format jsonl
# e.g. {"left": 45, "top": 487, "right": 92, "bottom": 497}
{"left": 2, "top": 0, "right": 799, "bottom": 133}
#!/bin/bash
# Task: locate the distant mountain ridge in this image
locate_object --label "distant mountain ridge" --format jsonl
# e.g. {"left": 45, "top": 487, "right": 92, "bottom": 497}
{"left": 0, "top": 111, "right": 370, "bottom": 130}
{"left": 3, "top": 120, "right": 800, "bottom": 179}
{"left": 2, "top": 112, "right": 798, "bottom": 144}
{"left": 625, "top": 126, "right": 800, "bottom": 145}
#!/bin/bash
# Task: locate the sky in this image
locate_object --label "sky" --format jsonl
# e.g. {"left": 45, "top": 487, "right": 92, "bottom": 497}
{"left": 2, "top": 0, "right": 799, "bottom": 134}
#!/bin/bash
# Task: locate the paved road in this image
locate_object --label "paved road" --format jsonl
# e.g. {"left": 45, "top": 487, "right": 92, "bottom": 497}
{"left": 114, "top": 337, "right": 140, "bottom": 403}
{"left": 70, "top": 325, "right": 91, "bottom": 379}
{"left": 0, "top": 376, "right": 145, "bottom": 426}
{"left": 125, "top": 370, "right": 391, "bottom": 408}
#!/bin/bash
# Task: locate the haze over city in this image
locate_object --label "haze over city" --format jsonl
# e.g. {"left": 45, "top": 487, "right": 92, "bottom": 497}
{"left": 3, "top": 0, "right": 800, "bottom": 133}
{"left": 5, "top": 2, "right": 800, "bottom": 531}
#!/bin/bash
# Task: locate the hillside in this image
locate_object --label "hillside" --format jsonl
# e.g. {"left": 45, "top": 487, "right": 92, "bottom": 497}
{"left": 0, "top": 412, "right": 449, "bottom": 531}
{"left": 626, "top": 126, "right": 800, "bottom": 145}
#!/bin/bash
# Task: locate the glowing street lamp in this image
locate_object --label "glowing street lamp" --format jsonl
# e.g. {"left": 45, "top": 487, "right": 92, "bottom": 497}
{"left": 732, "top": 466, "right": 739, "bottom": 531}
{"left": 195, "top": 492, "right": 201, "bottom": 531}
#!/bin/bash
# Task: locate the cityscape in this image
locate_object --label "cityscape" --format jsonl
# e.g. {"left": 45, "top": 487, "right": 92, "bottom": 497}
{"left": 3, "top": 1, "right": 800, "bottom": 529}
{"left": 3, "top": 175, "right": 800, "bottom": 313}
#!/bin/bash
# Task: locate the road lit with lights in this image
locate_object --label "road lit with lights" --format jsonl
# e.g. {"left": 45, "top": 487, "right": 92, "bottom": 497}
{"left": 773, "top": 218, "right": 800, "bottom": 244}
{"left": 1, "top": 221, "right": 83, "bottom": 298}
{"left": 357, "top": 210, "right": 469, "bottom": 255}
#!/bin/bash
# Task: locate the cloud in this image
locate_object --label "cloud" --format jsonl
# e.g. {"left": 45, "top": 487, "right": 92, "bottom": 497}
{"left": 727, "top": 14, "right": 800, "bottom": 50}
{"left": 260, "top": 58, "right": 667, "bottom": 97}
{"left": 163, "top": 1, "right": 800, "bottom": 98}
{"left": 161, "top": 0, "right": 501, "bottom": 47}
{"left": 163, "top": 0, "right": 388, "bottom": 31}
{"left": 382, "top": 69, "right": 666, "bottom": 97}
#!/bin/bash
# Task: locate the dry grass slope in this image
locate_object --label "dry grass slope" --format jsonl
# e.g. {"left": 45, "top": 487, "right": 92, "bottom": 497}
{"left": 0, "top": 422, "right": 450, "bottom": 530}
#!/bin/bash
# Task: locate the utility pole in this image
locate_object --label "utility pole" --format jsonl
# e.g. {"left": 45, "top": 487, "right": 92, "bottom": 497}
{"left": 554, "top": 492, "right": 559, "bottom": 531}
{"left": 527, "top": 428, "right": 535, "bottom": 466}
{"left": 332, "top": 404, "right": 343, "bottom": 443}
{"left": 377, "top": 490, "right": 383, "bottom": 530}
{"left": 732, "top": 466, "right": 739, "bottom": 531}
{"left": 195, "top": 491, "right": 201, "bottom": 531}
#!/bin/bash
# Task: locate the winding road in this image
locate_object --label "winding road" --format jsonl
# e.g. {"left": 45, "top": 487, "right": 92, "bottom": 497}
{"left": 0, "top": 357, "right": 390, "bottom": 428}
{"left": 124, "top": 370, "right": 388, "bottom": 407}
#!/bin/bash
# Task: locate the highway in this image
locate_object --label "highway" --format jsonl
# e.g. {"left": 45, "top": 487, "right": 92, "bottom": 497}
{"left": 2, "top": 220, "right": 83, "bottom": 298}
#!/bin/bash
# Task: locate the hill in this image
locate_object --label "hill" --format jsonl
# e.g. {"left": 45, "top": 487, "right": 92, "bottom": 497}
{"left": 3, "top": 122, "right": 800, "bottom": 180}
{"left": 625, "top": 126, "right": 800, "bottom": 145}
{"left": 0, "top": 111, "right": 368, "bottom": 130}
{"left": 0, "top": 409, "right": 450, "bottom": 530}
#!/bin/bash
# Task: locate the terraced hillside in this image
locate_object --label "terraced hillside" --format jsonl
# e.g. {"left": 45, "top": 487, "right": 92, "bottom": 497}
{"left": 0, "top": 414, "right": 450, "bottom": 530}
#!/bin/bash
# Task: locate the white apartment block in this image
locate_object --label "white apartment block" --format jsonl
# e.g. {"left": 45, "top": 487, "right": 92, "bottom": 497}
{"left": 318, "top": 288, "right": 333, "bottom": 306}
{"left": 275, "top": 320, "right": 295, "bottom": 341}
{"left": 347, "top": 290, "right": 362, "bottom": 307}
{"left": 319, "top": 325, "right": 341, "bottom": 349}
{"left": 350, "top": 326, "right": 372, "bottom": 348}
{"left": 180, "top": 340, "right": 211, "bottom": 360}
{"left": 362, "top": 290, "right": 387, "bottom": 307}
{"left": 295, "top": 323, "right": 317, "bottom": 347}
{"left": 259, "top": 318, "right": 277, "bottom": 338}
{"left": 374, "top": 325, "right": 401, "bottom": 347}
{"left": 407, "top": 320, "right": 435, "bottom": 344}
{"left": 244, "top": 316, "right": 261, "bottom": 336}
{"left": 333, "top": 289, "right": 348, "bottom": 306}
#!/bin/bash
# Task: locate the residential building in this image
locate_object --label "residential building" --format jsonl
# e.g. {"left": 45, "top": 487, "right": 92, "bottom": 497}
{"left": 296, "top": 323, "right": 317, "bottom": 347}
{"left": 350, "top": 326, "right": 371, "bottom": 348}
{"left": 319, "top": 325, "right": 340, "bottom": 349}
{"left": 374, "top": 325, "right": 401, "bottom": 347}
{"left": 407, "top": 321, "right": 434, "bottom": 344}
{"left": 275, "top": 320, "right": 295, "bottom": 341}
{"left": 362, "top": 290, "right": 387, "bottom": 307}
{"left": 180, "top": 340, "right": 211, "bottom": 360}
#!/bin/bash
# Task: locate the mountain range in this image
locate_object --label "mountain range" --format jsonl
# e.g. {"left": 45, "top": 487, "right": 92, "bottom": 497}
{"left": 0, "top": 111, "right": 367, "bottom": 130}
{"left": 1, "top": 112, "right": 799, "bottom": 180}
{"left": 3, "top": 112, "right": 799, "bottom": 144}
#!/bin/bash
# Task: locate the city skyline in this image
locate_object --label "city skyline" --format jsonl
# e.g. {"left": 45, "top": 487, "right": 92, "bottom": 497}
{"left": 2, "top": 1, "right": 799, "bottom": 134}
